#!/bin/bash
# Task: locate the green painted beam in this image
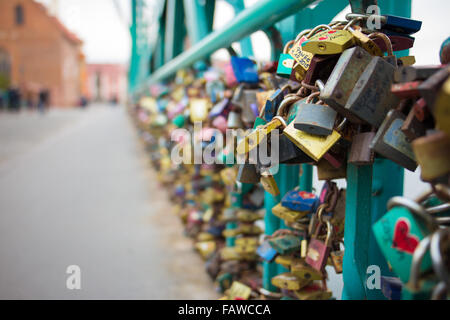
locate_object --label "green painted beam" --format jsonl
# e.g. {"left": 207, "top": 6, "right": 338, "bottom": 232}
{"left": 165, "top": 0, "right": 186, "bottom": 62}
{"left": 136, "top": 0, "right": 317, "bottom": 92}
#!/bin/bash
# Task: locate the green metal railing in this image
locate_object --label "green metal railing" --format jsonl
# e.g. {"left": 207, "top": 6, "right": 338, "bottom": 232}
{"left": 130, "top": 0, "right": 411, "bottom": 300}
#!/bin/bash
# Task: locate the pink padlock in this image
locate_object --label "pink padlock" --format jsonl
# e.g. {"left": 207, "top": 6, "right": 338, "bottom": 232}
{"left": 212, "top": 115, "right": 228, "bottom": 133}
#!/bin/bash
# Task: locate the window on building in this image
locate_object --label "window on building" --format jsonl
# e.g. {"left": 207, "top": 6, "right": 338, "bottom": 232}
{"left": 15, "top": 5, "right": 24, "bottom": 26}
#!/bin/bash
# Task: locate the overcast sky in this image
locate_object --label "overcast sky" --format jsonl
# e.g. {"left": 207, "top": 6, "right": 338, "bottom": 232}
{"left": 35, "top": 0, "right": 449, "bottom": 66}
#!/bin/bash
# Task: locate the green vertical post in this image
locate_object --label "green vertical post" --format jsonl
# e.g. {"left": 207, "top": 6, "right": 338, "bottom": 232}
{"left": 299, "top": 164, "right": 313, "bottom": 192}
{"left": 165, "top": 0, "right": 186, "bottom": 62}
{"left": 226, "top": 0, "right": 254, "bottom": 57}
{"left": 342, "top": 164, "right": 373, "bottom": 300}
{"left": 365, "top": 0, "right": 410, "bottom": 300}
{"left": 263, "top": 174, "right": 282, "bottom": 292}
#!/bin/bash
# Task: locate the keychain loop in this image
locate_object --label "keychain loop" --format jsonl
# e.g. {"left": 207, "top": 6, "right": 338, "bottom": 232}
{"left": 369, "top": 32, "right": 394, "bottom": 56}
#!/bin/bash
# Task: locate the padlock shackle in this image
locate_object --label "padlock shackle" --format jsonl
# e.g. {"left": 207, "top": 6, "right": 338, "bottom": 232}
{"left": 276, "top": 96, "right": 301, "bottom": 118}
{"left": 430, "top": 228, "right": 450, "bottom": 289}
{"left": 306, "top": 24, "right": 332, "bottom": 39}
{"left": 343, "top": 17, "right": 364, "bottom": 31}
{"left": 387, "top": 196, "right": 438, "bottom": 231}
{"left": 408, "top": 235, "right": 431, "bottom": 291}
{"left": 294, "top": 29, "right": 312, "bottom": 43}
{"left": 283, "top": 40, "right": 295, "bottom": 54}
{"left": 368, "top": 32, "right": 394, "bottom": 57}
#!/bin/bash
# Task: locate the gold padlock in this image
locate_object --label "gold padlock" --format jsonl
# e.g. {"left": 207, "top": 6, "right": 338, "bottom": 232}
{"left": 271, "top": 203, "right": 309, "bottom": 223}
{"left": 291, "top": 261, "right": 324, "bottom": 280}
{"left": 283, "top": 122, "right": 341, "bottom": 162}
{"left": 260, "top": 171, "right": 280, "bottom": 196}
{"left": 271, "top": 273, "right": 312, "bottom": 291}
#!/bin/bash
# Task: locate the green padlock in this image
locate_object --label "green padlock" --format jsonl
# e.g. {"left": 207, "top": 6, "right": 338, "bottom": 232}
{"left": 373, "top": 196, "right": 438, "bottom": 283}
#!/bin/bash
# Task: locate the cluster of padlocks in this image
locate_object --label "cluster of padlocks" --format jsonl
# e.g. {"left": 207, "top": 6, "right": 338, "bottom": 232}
{"left": 130, "top": 10, "right": 449, "bottom": 300}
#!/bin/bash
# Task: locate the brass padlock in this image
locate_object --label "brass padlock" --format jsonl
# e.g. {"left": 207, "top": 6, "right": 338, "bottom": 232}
{"left": 412, "top": 131, "right": 450, "bottom": 182}
{"left": 271, "top": 273, "right": 312, "bottom": 291}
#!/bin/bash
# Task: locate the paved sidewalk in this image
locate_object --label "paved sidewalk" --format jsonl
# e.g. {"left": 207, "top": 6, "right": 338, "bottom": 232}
{"left": 0, "top": 105, "right": 218, "bottom": 299}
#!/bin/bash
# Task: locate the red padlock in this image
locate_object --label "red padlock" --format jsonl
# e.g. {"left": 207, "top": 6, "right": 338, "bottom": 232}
{"left": 306, "top": 218, "right": 334, "bottom": 272}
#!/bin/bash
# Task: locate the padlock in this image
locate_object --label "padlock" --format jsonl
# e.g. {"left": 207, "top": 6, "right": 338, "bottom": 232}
{"left": 400, "top": 107, "right": 426, "bottom": 142}
{"left": 236, "top": 163, "right": 260, "bottom": 184}
{"left": 373, "top": 196, "right": 437, "bottom": 283}
{"left": 288, "top": 28, "right": 318, "bottom": 81}
{"left": 283, "top": 121, "right": 342, "bottom": 162}
{"left": 434, "top": 77, "right": 450, "bottom": 135}
{"left": 330, "top": 249, "right": 344, "bottom": 274}
{"left": 275, "top": 255, "right": 303, "bottom": 268}
{"left": 301, "top": 29, "right": 355, "bottom": 55}
{"left": 281, "top": 188, "right": 318, "bottom": 212}
{"left": 398, "top": 56, "right": 416, "bottom": 67}
{"left": 344, "top": 34, "right": 399, "bottom": 126}
{"left": 273, "top": 96, "right": 315, "bottom": 164}
{"left": 264, "top": 88, "right": 286, "bottom": 121}
{"left": 379, "top": 15, "right": 422, "bottom": 35}
{"left": 236, "top": 116, "right": 284, "bottom": 155}
{"left": 271, "top": 203, "right": 309, "bottom": 223}
{"left": 348, "top": 129, "right": 375, "bottom": 165}
{"left": 418, "top": 66, "right": 450, "bottom": 112}
{"left": 271, "top": 273, "right": 311, "bottom": 291}
{"left": 291, "top": 261, "right": 324, "bottom": 280}
{"left": 241, "top": 89, "right": 259, "bottom": 125}
{"left": 391, "top": 81, "right": 422, "bottom": 99}
{"left": 320, "top": 46, "right": 373, "bottom": 115}
{"left": 256, "top": 240, "right": 278, "bottom": 262}
{"left": 268, "top": 234, "right": 302, "bottom": 255}
{"left": 293, "top": 90, "right": 337, "bottom": 136}
{"left": 216, "top": 273, "right": 233, "bottom": 293}
{"left": 381, "top": 276, "right": 403, "bottom": 300}
{"left": 412, "top": 131, "right": 450, "bottom": 182}
{"left": 343, "top": 20, "right": 382, "bottom": 57}
{"left": 260, "top": 170, "right": 280, "bottom": 196}
{"left": 230, "top": 56, "right": 259, "bottom": 84}
{"left": 370, "top": 109, "right": 418, "bottom": 172}
{"left": 227, "top": 107, "right": 244, "bottom": 129}
{"left": 306, "top": 219, "right": 334, "bottom": 272}
{"left": 227, "top": 281, "right": 252, "bottom": 300}
{"left": 373, "top": 33, "right": 415, "bottom": 52}
{"left": 236, "top": 210, "right": 262, "bottom": 223}
{"left": 302, "top": 54, "right": 340, "bottom": 86}
{"left": 317, "top": 158, "right": 347, "bottom": 180}
{"left": 394, "top": 65, "right": 443, "bottom": 83}
{"left": 189, "top": 98, "right": 210, "bottom": 122}
{"left": 293, "top": 283, "right": 332, "bottom": 300}
{"left": 277, "top": 40, "right": 296, "bottom": 78}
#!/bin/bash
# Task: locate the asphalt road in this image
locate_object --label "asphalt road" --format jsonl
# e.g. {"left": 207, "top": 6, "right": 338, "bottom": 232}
{"left": 0, "top": 105, "right": 218, "bottom": 299}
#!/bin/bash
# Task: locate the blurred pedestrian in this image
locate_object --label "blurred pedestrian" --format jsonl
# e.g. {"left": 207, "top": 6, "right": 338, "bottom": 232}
{"left": 38, "top": 89, "right": 49, "bottom": 114}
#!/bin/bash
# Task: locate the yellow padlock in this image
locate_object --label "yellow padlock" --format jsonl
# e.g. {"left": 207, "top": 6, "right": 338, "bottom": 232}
{"left": 302, "top": 29, "right": 355, "bottom": 55}
{"left": 271, "top": 203, "right": 309, "bottom": 223}
{"left": 283, "top": 122, "right": 341, "bottom": 162}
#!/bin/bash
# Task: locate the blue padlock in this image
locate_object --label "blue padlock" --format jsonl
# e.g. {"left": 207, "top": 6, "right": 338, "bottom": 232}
{"left": 381, "top": 15, "right": 422, "bottom": 35}
{"left": 257, "top": 240, "right": 278, "bottom": 262}
{"left": 281, "top": 188, "right": 319, "bottom": 213}
{"left": 263, "top": 89, "right": 284, "bottom": 121}
{"left": 230, "top": 56, "right": 259, "bottom": 84}
{"left": 209, "top": 98, "right": 230, "bottom": 118}
{"left": 381, "top": 276, "right": 403, "bottom": 300}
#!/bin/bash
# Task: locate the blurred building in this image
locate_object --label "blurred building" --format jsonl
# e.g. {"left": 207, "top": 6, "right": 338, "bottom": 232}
{"left": 0, "top": 0, "right": 85, "bottom": 107}
{"left": 86, "top": 64, "right": 127, "bottom": 104}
